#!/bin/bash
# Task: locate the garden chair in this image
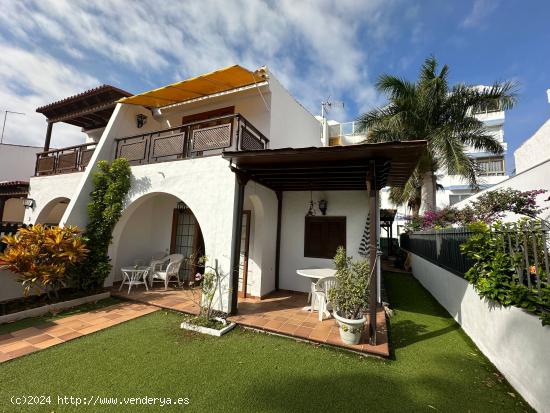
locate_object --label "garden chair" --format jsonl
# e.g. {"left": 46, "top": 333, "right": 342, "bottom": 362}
{"left": 313, "top": 276, "right": 337, "bottom": 321}
{"left": 150, "top": 254, "right": 184, "bottom": 289}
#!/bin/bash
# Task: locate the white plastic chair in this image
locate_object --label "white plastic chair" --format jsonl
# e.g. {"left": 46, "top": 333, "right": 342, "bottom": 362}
{"left": 150, "top": 254, "right": 184, "bottom": 289}
{"left": 313, "top": 276, "right": 337, "bottom": 321}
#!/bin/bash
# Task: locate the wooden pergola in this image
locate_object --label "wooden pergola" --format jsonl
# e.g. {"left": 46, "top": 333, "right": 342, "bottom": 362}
{"left": 36, "top": 85, "right": 132, "bottom": 151}
{"left": 223, "top": 140, "right": 427, "bottom": 345}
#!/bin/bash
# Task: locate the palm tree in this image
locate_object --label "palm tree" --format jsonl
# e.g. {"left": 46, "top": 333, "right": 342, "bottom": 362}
{"left": 357, "top": 56, "right": 517, "bottom": 215}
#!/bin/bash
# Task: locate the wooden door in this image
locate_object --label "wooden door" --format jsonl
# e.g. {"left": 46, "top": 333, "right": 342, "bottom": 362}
{"left": 238, "top": 211, "right": 251, "bottom": 298}
{"left": 170, "top": 208, "right": 204, "bottom": 282}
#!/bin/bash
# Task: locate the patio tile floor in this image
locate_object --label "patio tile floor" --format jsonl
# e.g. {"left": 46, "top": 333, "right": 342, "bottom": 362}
{"left": 0, "top": 302, "right": 157, "bottom": 363}
{"left": 111, "top": 285, "right": 389, "bottom": 357}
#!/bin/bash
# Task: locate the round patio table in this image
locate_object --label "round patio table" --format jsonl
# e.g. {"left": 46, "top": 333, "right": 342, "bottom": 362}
{"left": 120, "top": 266, "right": 150, "bottom": 294}
{"left": 296, "top": 268, "right": 336, "bottom": 312}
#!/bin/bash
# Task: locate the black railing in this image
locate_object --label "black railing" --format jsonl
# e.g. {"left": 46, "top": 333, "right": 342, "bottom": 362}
{"left": 114, "top": 114, "right": 269, "bottom": 165}
{"left": 0, "top": 222, "right": 26, "bottom": 253}
{"left": 35, "top": 142, "right": 97, "bottom": 176}
{"left": 400, "top": 228, "right": 474, "bottom": 277}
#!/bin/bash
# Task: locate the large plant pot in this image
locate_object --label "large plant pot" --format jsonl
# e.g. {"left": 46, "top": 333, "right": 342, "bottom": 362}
{"left": 333, "top": 311, "right": 366, "bottom": 345}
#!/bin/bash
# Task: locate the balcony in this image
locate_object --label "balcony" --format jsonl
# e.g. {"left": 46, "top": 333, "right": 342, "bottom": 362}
{"left": 35, "top": 142, "right": 97, "bottom": 176}
{"left": 114, "top": 114, "right": 268, "bottom": 165}
{"left": 328, "top": 121, "right": 367, "bottom": 146}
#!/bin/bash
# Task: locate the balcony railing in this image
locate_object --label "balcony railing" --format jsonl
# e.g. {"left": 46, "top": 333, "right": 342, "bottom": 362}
{"left": 35, "top": 142, "right": 97, "bottom": 176}
{"left": 114, "top": 114, "right": 269, "bottom": 165}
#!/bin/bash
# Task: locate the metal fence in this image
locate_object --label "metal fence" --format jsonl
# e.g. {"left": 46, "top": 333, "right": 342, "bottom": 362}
{"left": 400, "top": 228, "right": 474, "bottom": 277}
{"left": 400, "top": 223, "right": 550, "bottom": 294}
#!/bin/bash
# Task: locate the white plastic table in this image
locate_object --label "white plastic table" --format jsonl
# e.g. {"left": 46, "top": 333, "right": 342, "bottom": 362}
{"left": 120, "top": 266, "right": 150, "bottom": 294}
{"left": 296, "top": 268, "right": 336, "bottom": 311}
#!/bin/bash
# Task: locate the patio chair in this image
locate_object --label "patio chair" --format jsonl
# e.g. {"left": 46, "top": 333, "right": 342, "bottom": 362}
{"left": 150, "top": 254, "right": 184, "bottom": 289}
{"left": 313, "top": 276, "right": 337, "bottom": 321}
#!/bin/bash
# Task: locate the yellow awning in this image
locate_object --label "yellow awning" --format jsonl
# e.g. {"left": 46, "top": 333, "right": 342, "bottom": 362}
{"left": 118, "top": 65, "right": 268, "bottom": 108}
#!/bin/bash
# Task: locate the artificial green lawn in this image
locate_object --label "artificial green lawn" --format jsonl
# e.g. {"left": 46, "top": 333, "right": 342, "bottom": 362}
{"left": 0, "top": 272, "right": 532, "bottom": 412}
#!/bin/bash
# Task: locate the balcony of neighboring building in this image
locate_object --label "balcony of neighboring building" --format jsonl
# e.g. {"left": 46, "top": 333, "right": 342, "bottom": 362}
{"left": 327, "top": 121, "right": 367, "bottom": 146}
{"left": 33, "top": 85, "right": 132, "bottom": 176}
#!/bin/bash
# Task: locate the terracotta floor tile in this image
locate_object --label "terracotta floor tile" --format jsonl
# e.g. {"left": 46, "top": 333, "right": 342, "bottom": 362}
{"left": 6, "top": 345, "right": 37, "bottom": 358}
{"left": 294, "top": 326, "right": 314, "bottom": 338}
{"left": 301, "top": 321, "right": 319, "bottom": 329}
{"left": 263, "top": 320, "right": 284, "bottom": 330}
{"left": 33, "top": 337, "right": 64, "bottom": 349}
{"left": 11, "top": 327, "right": 43, "bottom": 339}
{"left": 0, "top": 340, "right": 32, "bottom": 353}
{"left": 25, "top": 334, "right": 55, "bottom": 345}
{"left": 57, "top": 331, "right": 83, "bottom": 341}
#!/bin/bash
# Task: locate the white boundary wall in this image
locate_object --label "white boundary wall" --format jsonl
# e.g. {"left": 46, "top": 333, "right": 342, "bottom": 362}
{"left": 409, "top": 253, "right": 550, "bottom": 413}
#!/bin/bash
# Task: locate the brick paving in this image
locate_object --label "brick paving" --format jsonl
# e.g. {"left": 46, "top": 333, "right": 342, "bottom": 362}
{"left": 0, "top": 302, "right": 158, "bottom": 363}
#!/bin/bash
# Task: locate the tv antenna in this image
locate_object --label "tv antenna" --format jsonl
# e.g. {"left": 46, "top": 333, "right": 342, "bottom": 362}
{"left": 321, "top": 98, "right": 344, "bottom": 119}
{"left": 1, "top": 110, "right": 26, "bottom": 144}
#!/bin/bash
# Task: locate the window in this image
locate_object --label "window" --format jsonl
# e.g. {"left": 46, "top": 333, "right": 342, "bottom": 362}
{"left": 304, "top": 216, "right": 346, "bottom": 259}
{"left": 449, "top": 194, "right": 472, "bottom": 205}
{"left": 476, "top": 157, "right": 505, "bottom": 176}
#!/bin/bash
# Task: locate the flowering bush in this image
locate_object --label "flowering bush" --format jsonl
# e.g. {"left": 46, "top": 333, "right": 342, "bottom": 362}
{"left": 404, "top": 188, "right": 548, "bottom": 232}
{"left": 0, "top": 224, "right": 88, "bottom": 298}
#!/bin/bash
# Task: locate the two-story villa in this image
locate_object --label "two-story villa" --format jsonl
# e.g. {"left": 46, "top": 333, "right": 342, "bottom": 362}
{"left": 22, "top": 65, "right": 425, "bottom": 345}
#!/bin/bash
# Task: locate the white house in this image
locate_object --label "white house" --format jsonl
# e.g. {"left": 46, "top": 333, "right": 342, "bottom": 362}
{"left": 21, "top": 65, "right": 425, "bottom": 343}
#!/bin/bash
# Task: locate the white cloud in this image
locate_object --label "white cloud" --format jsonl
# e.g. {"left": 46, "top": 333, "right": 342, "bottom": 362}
{"left": 0, "top": 0, "right": 405, "bottom": 145}
{"left": 0, "top": 43, "right": 98, "bottom": 147}
{"left": 462, "top": 0, "right": 500, "bottom": 28}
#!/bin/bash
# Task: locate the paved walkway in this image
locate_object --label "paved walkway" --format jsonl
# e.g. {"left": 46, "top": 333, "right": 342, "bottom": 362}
{"left": 0, "top": 302, "right": 157, "bottom": 363}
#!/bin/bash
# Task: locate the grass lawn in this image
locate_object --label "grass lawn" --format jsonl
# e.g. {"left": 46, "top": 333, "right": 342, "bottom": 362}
{"left": 0, "top": 272, "right": 532, "bottom": 412}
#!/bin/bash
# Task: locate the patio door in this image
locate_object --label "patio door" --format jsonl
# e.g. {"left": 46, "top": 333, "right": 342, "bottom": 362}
{"left": 170, "top": 207, "right": 204, "bottom": 282}
{"left": 238, "top": 211, "right": 251, "bottom": 298}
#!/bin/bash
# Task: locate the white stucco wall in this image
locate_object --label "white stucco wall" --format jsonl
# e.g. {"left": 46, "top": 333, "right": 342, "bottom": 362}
{"left": 279, "top": 190, "right": 368, "bottom": 292}
{"left": 408, "top": 253, "right": 550, "bottom": 413}
{"left": 0, "top": 143, "right": 43, "bottom": 182}
{"left": 25, "top": 173, "right": 83, "bottom": 224}
{"left": 243, "top": 181, "right": 278, "bottom": 298}
{"left": 514, "top": 117, "right": 550, "bottom": 174}
{"left": 268, "top": 74, "right": 321, "bottom": 149}
{"left": 103, "top": 156, "right": 237, "bottom": 312}
{"left": 0, "top": 270, "right": 26, "bottom": 301}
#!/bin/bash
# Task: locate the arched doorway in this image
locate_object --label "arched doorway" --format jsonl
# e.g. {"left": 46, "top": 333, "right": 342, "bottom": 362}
{"left": 109, "top": 192, "right": 205, "bottom": 286}
{"left": 35, "top": 197, "right": 70, "bottom": 225}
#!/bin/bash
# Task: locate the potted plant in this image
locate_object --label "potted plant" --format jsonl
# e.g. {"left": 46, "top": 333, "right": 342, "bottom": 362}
{"left": 328, "top": 247, "right": 371, "bottom": 345}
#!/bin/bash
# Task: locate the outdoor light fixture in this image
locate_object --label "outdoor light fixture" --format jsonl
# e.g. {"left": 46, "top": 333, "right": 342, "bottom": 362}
{"left": 23, "top": 198, "right": 35, "bottom": 209}
{"left": 318, "top": 199, "right": 328, "bottom": 215}
{"left": 136, "top": 114, "right": 147, "bottom": 128}
{"left": 177, "top": 201, "right": 187, "bottom": 211}
{"left": 306, "top": 190, "right": 316, "bottom": 216}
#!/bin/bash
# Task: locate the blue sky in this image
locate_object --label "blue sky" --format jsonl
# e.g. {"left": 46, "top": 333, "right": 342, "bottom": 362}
{"left": 0, "top": 0, "right": 549, "bottom": 173}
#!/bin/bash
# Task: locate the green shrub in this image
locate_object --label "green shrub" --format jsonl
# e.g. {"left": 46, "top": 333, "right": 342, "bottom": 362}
{"left": 73, "top": 158, "right": 131, "bottom": 291}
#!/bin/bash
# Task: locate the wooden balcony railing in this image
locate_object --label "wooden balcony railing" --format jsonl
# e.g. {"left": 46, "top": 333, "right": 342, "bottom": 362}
{"left": 35, "top": 142, "right": 97, "bottom": 176}
{"left": 114, "top": 114, "right": 269, "bottom": 165}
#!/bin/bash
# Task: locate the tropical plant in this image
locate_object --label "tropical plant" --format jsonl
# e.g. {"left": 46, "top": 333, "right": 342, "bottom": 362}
{"left": 0, "top": 224, "right": 88, "bottom": 298}
{"left": 357, "top": 55, "right": 517, "bottom": 213}
{"left": 73, "top": 158, "right": 131, "bottom": 291}
{"left": 460, "top": 220, "right": 550, "bottom": 325}
{"left": 328, "top": 247, "right": 371, "bottom": 319}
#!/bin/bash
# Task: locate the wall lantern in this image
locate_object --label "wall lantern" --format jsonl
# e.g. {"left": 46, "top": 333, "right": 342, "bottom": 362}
{"left": 318, "top": 199, "right": 328, "bottom": 215}
{"left": 136, "top": 114, "right": 147, "bottom": 128}
{"left": 23, "top": 198, "right": 35, "bottom": 209}
{"left": 306, "top": 190, "right": 316, "bottom": 216}
{"left": 177, "top": 201, "right": 188, "bottom": 212}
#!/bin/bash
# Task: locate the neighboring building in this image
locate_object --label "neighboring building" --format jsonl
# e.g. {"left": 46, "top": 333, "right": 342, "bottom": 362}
{"left": 514, "top": 89, "right": 550, "bottom": 174}
{"left": 0, "top": 143, "right": 44, "bottom": 222}
{"left": 325, "top": 87, "right": 509, "bottom": 235}
{"left": 22, "top": 64, "right": 425, "bottom": 332}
